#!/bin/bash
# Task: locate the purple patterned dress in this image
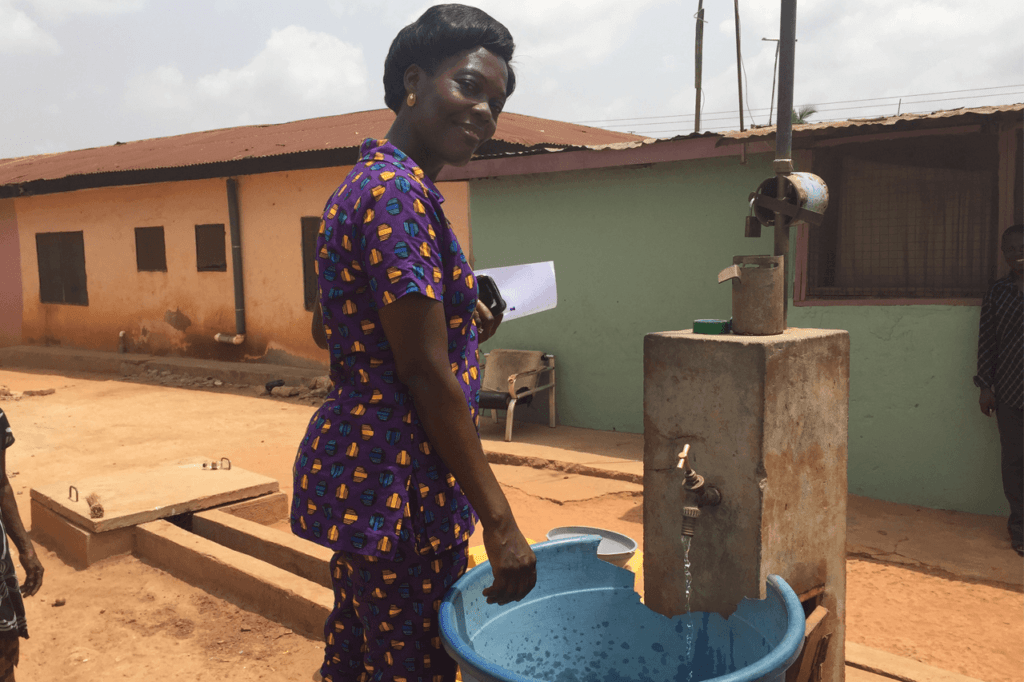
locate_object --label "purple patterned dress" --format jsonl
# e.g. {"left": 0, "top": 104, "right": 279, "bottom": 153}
{"left": 291, "top": 138, "right": 481, "bottom": 562}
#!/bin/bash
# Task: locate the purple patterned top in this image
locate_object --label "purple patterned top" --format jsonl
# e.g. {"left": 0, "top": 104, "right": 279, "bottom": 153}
{"left": 291, "top": 139, "right": 481, "bottom": 560}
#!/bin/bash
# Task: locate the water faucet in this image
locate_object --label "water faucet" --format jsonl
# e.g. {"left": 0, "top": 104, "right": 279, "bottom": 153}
{"left": 677, "top": 444, "right": 723, "bottom": 509}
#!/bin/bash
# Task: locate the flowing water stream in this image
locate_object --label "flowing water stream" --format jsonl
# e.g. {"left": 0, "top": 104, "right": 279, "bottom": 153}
{"left": 682, "top": 534, "right": 695, "bottom": 682}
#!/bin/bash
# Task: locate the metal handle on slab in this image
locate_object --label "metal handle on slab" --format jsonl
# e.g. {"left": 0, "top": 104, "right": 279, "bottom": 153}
{"left": 68, "top": 485, "right": 79, "bottom": 502}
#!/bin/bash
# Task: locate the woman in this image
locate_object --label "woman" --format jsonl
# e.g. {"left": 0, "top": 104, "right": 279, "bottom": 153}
{"left": 293, "top": 6, "right": 536, "bottom": 681}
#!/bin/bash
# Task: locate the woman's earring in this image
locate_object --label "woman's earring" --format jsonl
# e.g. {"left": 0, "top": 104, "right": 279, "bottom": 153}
{"left": 406, "top": 92, "right": 416, "bottom": 108}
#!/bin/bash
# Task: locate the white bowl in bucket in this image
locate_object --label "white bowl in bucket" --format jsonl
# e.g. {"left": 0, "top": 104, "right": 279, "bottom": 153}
{"left": 546, "top": 526, "right": 636, "bottom": 567}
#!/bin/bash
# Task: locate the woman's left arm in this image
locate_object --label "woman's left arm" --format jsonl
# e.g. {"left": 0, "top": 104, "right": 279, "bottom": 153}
{"left": 0, "top": 446, "right": 43, "bottom": 597}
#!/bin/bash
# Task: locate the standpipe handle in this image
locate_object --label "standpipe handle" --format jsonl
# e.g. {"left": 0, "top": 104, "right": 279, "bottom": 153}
{"left": 676, "top": 444, "right": 691, "bottom": 471}
{"left": 717, "top": 265, "right": 742, "bottom": 284}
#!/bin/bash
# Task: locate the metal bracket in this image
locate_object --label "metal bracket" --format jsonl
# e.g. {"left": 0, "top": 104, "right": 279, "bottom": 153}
{"left": 748, "top": 192, "right": 825, "bottom": 227}
{"left": 68, "top": 485, "right": 79, "bottom": 502}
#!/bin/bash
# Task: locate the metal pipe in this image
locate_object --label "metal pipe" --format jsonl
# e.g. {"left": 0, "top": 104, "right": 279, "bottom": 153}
{"left": 216, "top": 178, "right": 246, "bottom": 345}
{"left": 774, "top": 0, "right": 798, "bottom": 329}
{"left": 776, "top": 0, "right": 797, "bottom": 161}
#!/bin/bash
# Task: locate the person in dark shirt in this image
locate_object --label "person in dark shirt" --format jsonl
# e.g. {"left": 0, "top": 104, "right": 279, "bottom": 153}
{"left": 976, "top": 224, "right": 1023, "bottom": 556}
{"left": 0, "top": 408, "right": 44, "bottom": 681}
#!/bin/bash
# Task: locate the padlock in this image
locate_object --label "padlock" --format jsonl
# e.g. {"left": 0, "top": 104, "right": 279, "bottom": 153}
{"left": 745, "top": 197, "right": 761, "bottom": 238}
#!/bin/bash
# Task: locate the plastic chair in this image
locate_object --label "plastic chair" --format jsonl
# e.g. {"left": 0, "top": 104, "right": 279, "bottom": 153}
{"left": 478, "top": 349, "right": 556, "bottom": 442}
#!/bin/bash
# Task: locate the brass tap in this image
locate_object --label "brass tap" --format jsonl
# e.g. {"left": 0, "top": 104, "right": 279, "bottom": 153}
{"left": 681, "top": 506, "right": 701, "bottom": 537}
{"left": 677, "top": 445, "right": 723, "bottom": 508}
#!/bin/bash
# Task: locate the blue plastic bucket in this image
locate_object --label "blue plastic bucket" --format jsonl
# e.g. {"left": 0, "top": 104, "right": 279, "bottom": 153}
{"left": 440, "top": 536, "right": 804, "bottom": 682}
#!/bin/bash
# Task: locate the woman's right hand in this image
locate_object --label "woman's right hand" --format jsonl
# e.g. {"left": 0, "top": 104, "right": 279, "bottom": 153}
{"left": 979, "top": 387, "right": 996, "bottom": 416}
{"left": 481, "top": 518, "right": 536, "bottom": 605}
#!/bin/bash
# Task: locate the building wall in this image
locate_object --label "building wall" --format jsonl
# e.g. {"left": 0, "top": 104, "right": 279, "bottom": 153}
{"left": 14, "top": 168, "right": 472, "bottom": 366}
{"left": 470, "top": 154, "right": 1005, "bottom": 515}
{"left": 17, "top": 178, "right": 238, "bottom": 356}
{"left": 0, "top": 199, "right": 22, "bottom": 347}
{"left": 789, "top": 303, "right": 1003, "bottom": 516}
{"left": 471, "top": 153, "right": 779, "bottom": 429}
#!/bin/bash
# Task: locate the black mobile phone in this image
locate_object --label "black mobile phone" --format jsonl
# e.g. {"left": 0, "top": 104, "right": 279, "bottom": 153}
{"left": 477, "top": 275, "right": 507, "bottom": 316}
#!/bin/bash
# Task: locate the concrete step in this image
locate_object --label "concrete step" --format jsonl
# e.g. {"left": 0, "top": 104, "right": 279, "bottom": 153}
{"left": 0, "top": 345, "right": 325, "bottom": 388}
{"left": 192, "top": 508, "right": 333, "bottom": 589}
{"left": 845, "top": 642, "right": 988, "bottom": 682}
{"left": 134, "top": 518, "right": 333, "bottom": 640}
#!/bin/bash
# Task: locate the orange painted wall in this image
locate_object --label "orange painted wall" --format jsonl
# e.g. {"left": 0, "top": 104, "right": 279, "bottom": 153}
{"left": 0, "top": 199, "right": 22, "bottom": 347}
{"left": 13, "top": 168, "right": 472, "bottom": 366}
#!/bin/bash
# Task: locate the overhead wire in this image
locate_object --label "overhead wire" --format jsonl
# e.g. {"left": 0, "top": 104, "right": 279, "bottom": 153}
{"left": 573, "top": 83, "right": 1024, "bottom": 126}
{"left": 612, "top": 89, "right": 1024, "bottom": 133}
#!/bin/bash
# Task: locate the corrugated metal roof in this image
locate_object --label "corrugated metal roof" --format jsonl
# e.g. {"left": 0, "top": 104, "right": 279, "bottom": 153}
{"left": 714, "top": 103, "right": 1024, "bottom": 145}
{"left": 0, "top": 109, "right": 645, "bottom": 193}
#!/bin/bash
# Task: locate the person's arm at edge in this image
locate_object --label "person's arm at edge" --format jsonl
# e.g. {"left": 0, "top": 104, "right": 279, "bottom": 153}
{"left": 0, "top": 445, "right": 42, "bottom": 597}
{"left": 378, "top": 294, "right": 535, "bottom": 606}
{"left": 977, "top": 288, "right": 997, "bottom": 416}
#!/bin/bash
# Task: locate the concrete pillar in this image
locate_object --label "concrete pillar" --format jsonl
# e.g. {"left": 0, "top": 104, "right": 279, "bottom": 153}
{"left": 643, "top": 328, "right": 848, "bottom": 682}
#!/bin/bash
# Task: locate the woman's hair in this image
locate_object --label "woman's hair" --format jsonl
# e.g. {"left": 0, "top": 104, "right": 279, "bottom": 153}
{"left": 383, "top": 4, "right": 516, "bottom": 113}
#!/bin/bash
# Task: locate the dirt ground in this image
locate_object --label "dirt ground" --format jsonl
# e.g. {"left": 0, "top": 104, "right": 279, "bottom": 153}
{"left": 1, "top": 369, "right": 1021, "bottom": 682}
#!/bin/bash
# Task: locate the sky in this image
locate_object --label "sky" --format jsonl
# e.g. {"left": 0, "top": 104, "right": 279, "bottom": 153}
{"left": 1, "top": 0, "right": 1022, "bottom": 160}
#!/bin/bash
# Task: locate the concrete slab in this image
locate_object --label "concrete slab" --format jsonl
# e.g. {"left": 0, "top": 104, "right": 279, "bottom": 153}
{"left": 215, "top": 491, "right": 289, "bottom": 525}
{"left": 847, "top": 494, "right": 1023, "bottom": 588}
{"left": 846, "top": 642, "right": 988, "bottom": 682}
{"left": 845, "top": 665, "right": 899, "bottom": 681}
{"left": 31, "top": 462, "right": 279, "bottom": 533}
{"left": 480, "top": 420, "right": 643, "bottom": 484}
{"left": 644, "top": 328, "right": 849, "bottom": 682}
{"left": 489, "top": 463, "right": 643, "bottom": 504}
{"left": 30, "top": 497, "right": 134, "bottom": 569}
{"left": 192, "top": 509, "right": 333, "bottom": 589}
{"left": 133, "top": 519, "right": 333, "bottom": 641}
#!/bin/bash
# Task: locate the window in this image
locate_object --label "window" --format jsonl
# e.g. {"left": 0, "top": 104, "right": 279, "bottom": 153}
{"left": 301, "top": 216, "right": 320, "bottom": 312}
{"left": 195, "top": 224, "right": 227, "bottom": 272}
{"left": 35, "top": 231, "right": 88, "bottom": 305}
{"left": 804, "top": 134, "right": 999, "bottom": 300}
{"left": 134, "top": 226, "right": 167, "bottom": 271}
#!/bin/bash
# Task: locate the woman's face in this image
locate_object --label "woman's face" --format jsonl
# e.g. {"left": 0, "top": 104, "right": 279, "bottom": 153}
{"left": 405, "top": 46, "right": 509, "bottom": 170}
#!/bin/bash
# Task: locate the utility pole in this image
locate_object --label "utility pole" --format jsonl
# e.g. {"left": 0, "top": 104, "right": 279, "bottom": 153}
{"left": 762, "top": 37, "right": 781, "bottom": 126}
{"left": 734, "top": 0, "right": 745, "bottom": 133}
{"left": 694, "top": 0, "right": 705, "bottom": 133}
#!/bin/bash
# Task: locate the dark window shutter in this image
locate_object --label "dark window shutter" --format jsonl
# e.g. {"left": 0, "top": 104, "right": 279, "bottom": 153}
{"left": 195, "top": 224, "right": 227, "bottom": 272}
{"left": 301, "top": 216, "right": 320, "bottom": 312}
{"left": 36, "top": 231, "right": 88, "bottom": 305}
{"left": 135, "top": 226, "right": 167, "bottom": 272}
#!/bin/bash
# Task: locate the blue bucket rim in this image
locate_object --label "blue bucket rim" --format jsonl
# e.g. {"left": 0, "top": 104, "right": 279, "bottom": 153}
{"left": 439, "top": 537, "right": 806, "bottom": 682}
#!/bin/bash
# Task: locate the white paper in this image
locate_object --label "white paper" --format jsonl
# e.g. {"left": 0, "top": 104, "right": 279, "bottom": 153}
{"left": 475, "top": 261, "right": 557, "bottom": 321}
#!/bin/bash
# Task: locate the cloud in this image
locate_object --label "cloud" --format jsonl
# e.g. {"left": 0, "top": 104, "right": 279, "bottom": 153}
{"left": 474, "top": 0, "right": 673, "bottom": 67}
{"left": 18, "top": 0, "right": 145, "bottom": 20}
{"left": 0, "top": 1, "right": 59, "bottom": 54}
{"left": 125, "top": 25, "right": 371, "bottom": 129}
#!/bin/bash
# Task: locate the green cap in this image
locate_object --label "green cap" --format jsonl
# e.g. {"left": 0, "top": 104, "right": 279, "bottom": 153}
{"left": 693, "top": 319, "right": 731, "bottom": 334}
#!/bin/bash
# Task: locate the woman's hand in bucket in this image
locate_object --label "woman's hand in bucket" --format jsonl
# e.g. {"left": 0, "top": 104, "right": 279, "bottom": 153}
{"left": 481, "top": 518, "right": 536, "bottom": 605}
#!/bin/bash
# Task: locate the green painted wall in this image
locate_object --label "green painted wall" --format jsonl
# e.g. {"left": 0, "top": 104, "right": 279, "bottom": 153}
{"left": 788, "top": 304, "right": 1004, "bottom": 516}
{"left": 470, "top": 155, "right": 1006, "bottom": 516}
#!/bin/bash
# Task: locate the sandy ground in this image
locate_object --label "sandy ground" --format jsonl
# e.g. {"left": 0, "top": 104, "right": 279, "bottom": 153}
{"left": 1, "top": 368, "right": 1021, "bottom": 682}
